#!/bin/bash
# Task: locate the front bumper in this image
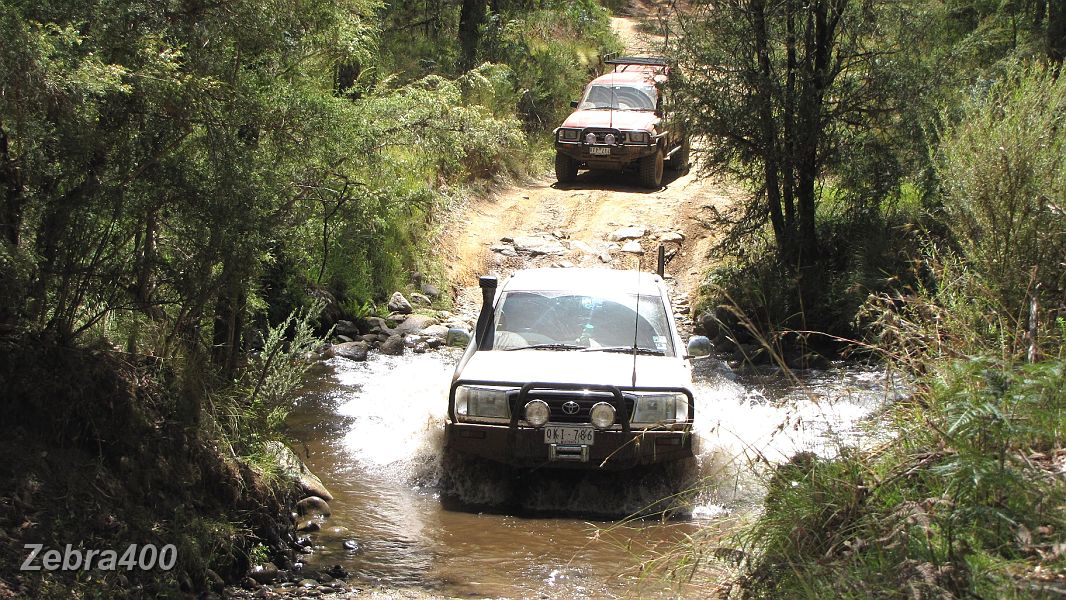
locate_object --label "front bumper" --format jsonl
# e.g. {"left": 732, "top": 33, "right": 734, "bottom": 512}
{"left": 555, "top": 140, "right": 658, "bottom": 168}
{"left": 446, "top": 421, "right": 695, "bottom": 470}
{"left": 447, "top": 380, "right": 696, "bottom": 470}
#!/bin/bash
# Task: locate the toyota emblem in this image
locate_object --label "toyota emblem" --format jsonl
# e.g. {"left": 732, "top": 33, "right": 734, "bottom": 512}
{"left": 561, "top": 401, "right": 580, "bottom": 415}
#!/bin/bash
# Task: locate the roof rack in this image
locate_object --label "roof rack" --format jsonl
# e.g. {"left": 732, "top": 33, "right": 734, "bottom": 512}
{"left": 604, "top": 56, "right": 669, "bottom": 67}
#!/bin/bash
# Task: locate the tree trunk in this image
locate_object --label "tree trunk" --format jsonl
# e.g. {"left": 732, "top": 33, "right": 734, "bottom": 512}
{"left": 782, "top": 0, "right": 798, "bottom": 239}
{"left": 211, "top": 263, "right": 246, "bottom": 377}
{"left": 1049, "top": 0, "right": 1066, "bottom": 63}
{"left": 0, "top": 122, "right": 23, "bottom": 248}
{"left": 459, "top": 0, "right": 488, "bottom": 69}
{"left": 752, "top": 0, "right": 787, "bottom": 253}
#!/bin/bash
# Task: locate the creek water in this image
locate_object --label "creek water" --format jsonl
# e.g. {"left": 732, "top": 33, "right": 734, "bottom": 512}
{"left": 285, "top": 349, "right": 903, "bottom": 598}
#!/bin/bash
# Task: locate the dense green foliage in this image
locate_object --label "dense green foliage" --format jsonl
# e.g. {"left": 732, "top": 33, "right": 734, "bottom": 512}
{"left": 671, "top": 1, "right": 1066, "bottom": 596}
{"left": 0, "top": 0, "right": 620, "bottom": 595}
{"left": 684, "top": 0, "right": 1064, "bottom": 354}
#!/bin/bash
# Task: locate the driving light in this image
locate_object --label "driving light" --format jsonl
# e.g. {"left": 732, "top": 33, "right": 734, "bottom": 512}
{"left": 585, "top": 132, "right": 597, "bottom": 145}
{"left": 604, "top": 133, "right": 616, "bottom": 145}
{"left": 630, "top": 393, "right": 688, "bottom": 427}
{"left": 455, "top": 385, "right": 511, "bottom": 422}
{"left": 524, "top": 400, "right": 550, "bottom": 427}
{"left": 589, "top": 402, "right": 616, "bottom": 429}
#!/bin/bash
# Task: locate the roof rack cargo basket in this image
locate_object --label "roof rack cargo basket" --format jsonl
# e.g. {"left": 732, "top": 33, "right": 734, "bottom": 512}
{"left": 605, "top": 56, "right": 669, "bottom": 68}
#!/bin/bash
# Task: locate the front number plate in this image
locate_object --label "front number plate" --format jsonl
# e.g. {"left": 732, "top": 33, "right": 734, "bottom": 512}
{"left": 589, "top": 146, "right": 611, "bottom": 156}
{"left": 544, "top": 426, "right": 595, "bottom": 445}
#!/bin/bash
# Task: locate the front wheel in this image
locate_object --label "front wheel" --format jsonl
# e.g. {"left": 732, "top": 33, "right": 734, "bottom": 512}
{"left": 555, "top": 151, "right": 578, "bottom": 183}
{"left": 639, "top": 148, "right": 664, "bottom": 189}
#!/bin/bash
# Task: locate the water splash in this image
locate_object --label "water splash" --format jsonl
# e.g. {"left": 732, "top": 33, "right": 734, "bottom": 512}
{"left": 320, "top": 350, "right": 898, "bottom": 517}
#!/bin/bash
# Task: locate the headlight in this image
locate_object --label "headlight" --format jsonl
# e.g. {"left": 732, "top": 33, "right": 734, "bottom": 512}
{"left": 454, "top": 385, "right": 511, "bottom": 422}
{"left": 589, "top": 402, "right": 616, "bottom": 429}
{"left": 557, "top": 128, "right": 580, "bottom": 142}
{"left": 524, "top": 400, "right": 550, "bottom": 427}
{"left": 629, "top": 393, "right": 689, "bottom": 427}
{"left": 625, "top": 131, "right": 651, "bottom": 145}
{"left": 585, "top": 132, "right": 597, "bottom": 145}
{"left": 604, "top": 133, "right": 616, "bottom": 145}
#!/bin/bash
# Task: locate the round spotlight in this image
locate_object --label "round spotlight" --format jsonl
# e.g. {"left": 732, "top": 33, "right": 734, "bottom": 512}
{"left": 589, "top": 402, "right": 616, "bottom": 429}
{"left": 604, "top": 133, "right": 616, "bottom": 145}
{"left": 524, "top": 400, "right": 550, "bottom": 427}
{"left": 585, "top": 133, "right": 597, "bottom": 145}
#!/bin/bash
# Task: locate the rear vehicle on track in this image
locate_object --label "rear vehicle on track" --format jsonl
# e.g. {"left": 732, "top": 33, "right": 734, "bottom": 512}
{"left": 553, "top": 56, "right": 689, "bottom": 189}
{"left": 445, "top": 268, "right": 709, "bottom": 470}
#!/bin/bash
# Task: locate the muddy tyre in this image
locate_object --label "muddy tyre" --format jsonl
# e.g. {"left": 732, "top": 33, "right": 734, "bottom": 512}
{"left": 667, "top": 138, "right": 690, "bottom": 172}
{"left": 555, "top": 151, "right": 578, "bottom": 183}
{"left": 639, "top": 148, "right": 664, "bottom": 189}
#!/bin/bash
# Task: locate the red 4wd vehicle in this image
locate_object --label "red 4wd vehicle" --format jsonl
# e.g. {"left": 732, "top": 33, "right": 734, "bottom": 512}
{"left": 553, "top": 56, "right": 688, "bottom": 189}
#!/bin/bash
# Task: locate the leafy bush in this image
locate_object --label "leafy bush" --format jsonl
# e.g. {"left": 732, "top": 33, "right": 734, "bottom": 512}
{"left": 480, "top": 0, "right": 622, "bottom": 129}
{"left": 936, "top": 64, "right": 1066, "bottom": 334}
{"left": 735, "top": 357, "right": 1066, "bottom": 598}
{"left": 695, "top": 189, "right": 926, "bottom": 358}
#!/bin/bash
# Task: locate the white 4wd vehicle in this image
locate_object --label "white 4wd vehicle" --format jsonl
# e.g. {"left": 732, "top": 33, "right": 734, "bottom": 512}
{"left": 446, "top": 268, "right": 709, "bottom": 470}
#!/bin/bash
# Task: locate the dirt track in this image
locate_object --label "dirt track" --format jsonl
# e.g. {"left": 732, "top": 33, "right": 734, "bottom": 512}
{"left": 443, "top": 14, "right": 740, "bottom": 322}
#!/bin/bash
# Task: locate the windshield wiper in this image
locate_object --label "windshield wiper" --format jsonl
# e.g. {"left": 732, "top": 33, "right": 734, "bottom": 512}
{"left": 506, "top": 343, "right": 585, "bottom": 351}
{"left": 581, "top": 346, "right": 666, "bottom": 356}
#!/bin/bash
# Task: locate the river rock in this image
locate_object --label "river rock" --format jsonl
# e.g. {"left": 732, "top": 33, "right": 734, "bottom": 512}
{"left": 599, "top": 251, "right": 612, "bottom": 263}
{"left": 326, "top": 566, "right": 347, "bottom": 580}
{"left": 513, "top": 235, "right": 566, "bottom": 256}
{"left": 264, "top": 442, "right": 334, "bottom": 502}
{"left": 360, "top": 334, "right": 378, "bottom": 343}
{"left": 298, "top": 578, "right": 318, "bottom": 588}
{"left": 296, "top": 496, "right": 331, "bottom": 517}
{"left": 330, "top": 342, "right": 367, "bottom": 362}
{"left": 569, "top": 240, "right": 595, "bottom": 254}
{"left": 658, "top": 231, "right": 684, "bottom": 243}
{"left": 410, "top": 292, "right": 432, "bottom": 306}
{"left": 364, "top": 316, "right": 395, "bottom": 336}
{"left": 621, "top": 240, "right": 643, "bottom": 254}
{"left": 250, "top": 563, "right": 279, "bottom": 585}
{"left": 420, "top": 324, "right": 450, "bottom": 339}
{"left": 446, "top": 328, "right": 472, "bottom": 347}
{"left": 334, "top": 334, "right": 354, "bottom": 343}
{"left": 421, "top": 282, "right": 441, "bottom": 300}
{"left": 206, "top": 569, "right": 225, "bottom": 593}
{"left": 387, "top": 291, "right": 413, "bottom": 314}
{"left": 380, "top": 335, "right": 405, "bottom": 356}
{"left": 297, "top": 519, "right": 321, "bottom": 533}
{"left": 609, "top": 226, "right": 646, "bottom": 241}
{"left": 396, "top": 313, "right": 439, "bottom": 335}
{"left": 343, "top": 539, "right": 360, "bottom": 553}
{"left": 334, "top": 319, "right": 360, "bottom": 336}
{"left": 308, "top": 287, "right": 343, "bottom": 326}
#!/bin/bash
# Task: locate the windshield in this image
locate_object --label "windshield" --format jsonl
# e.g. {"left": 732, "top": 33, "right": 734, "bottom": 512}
{"left": 579, "top": 84, "right": 657, "bottom": 111}
{"left": 490, "top": 291, "right": 675, "bottom": 356}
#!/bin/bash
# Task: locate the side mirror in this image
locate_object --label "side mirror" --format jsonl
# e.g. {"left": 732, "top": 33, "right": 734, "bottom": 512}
{"left": 686, "top": 336, "right": 712, "bottom": 359}
{"left": 570, "top": 100, "right": 579, "bottom": 108}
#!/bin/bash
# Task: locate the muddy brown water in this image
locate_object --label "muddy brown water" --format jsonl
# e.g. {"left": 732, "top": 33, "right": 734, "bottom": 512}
{"left": 284, "top": 350, "right": 903, "bottom": 598}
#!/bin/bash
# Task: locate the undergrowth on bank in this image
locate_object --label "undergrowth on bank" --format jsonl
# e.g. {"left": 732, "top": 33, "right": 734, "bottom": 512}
{"left": 668, "top": 64, "right": 1066, "bottom": 598}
